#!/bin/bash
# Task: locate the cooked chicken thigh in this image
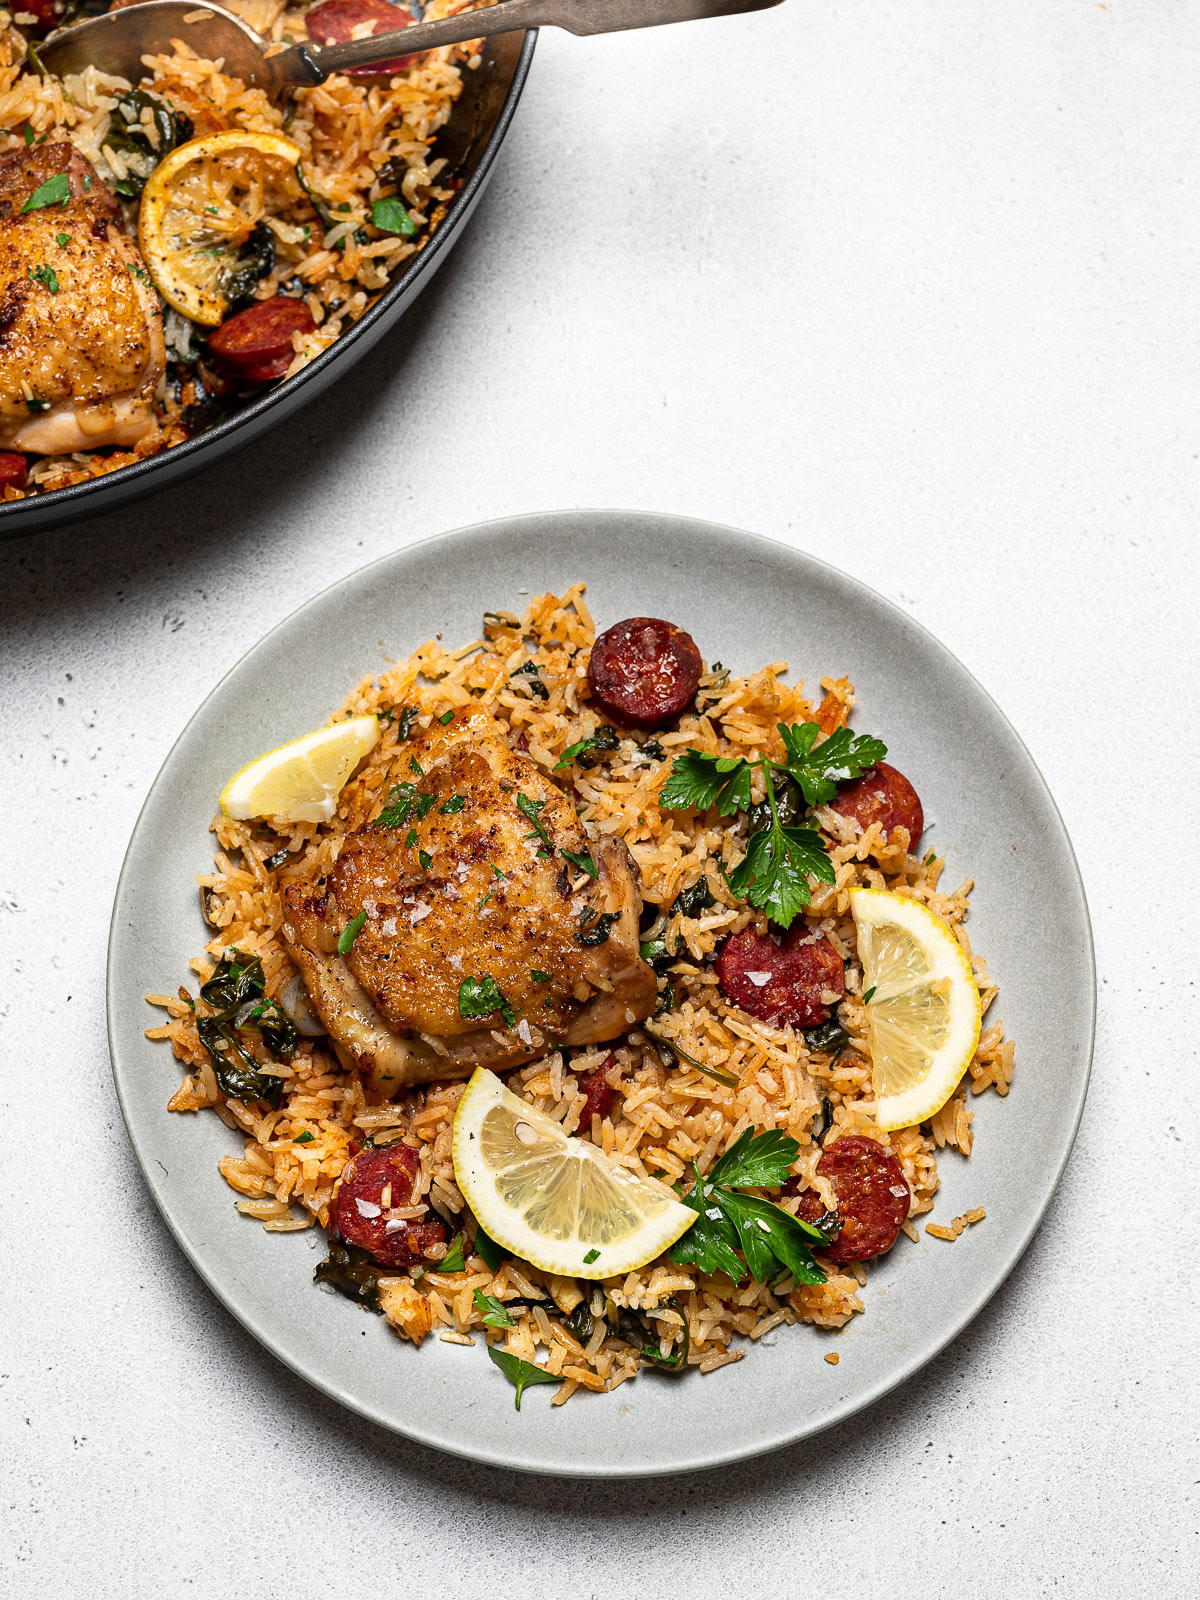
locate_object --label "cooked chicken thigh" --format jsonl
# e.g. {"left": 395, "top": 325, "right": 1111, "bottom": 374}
{"left": 0, "top": 144, "right": 165, "bottom": 453}
{"left": 282, "top": 706, "right": 657, "bottom": 1092}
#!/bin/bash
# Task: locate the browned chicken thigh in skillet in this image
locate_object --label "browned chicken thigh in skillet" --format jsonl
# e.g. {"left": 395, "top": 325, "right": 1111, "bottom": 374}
{"left": 282, "top": 705, "right": 657, "bottom": 1091}
{"left": 0, "top": 144, "right": 165, "bottom": 454}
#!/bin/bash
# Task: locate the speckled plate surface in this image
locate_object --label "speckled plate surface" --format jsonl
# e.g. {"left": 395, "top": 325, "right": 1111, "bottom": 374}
{"left": 106, "top": 510, "right": 1094, "bottom": 1477}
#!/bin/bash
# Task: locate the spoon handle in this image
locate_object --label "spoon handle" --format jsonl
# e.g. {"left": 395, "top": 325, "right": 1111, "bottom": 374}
{"left": 281, "top": 0, "right": 783, "bottom": 86}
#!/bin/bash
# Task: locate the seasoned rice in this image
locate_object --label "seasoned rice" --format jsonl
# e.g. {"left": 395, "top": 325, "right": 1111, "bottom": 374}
{"left": 147, "top": 583, "right": 1015, "bottom": 1395}
{"left": 0, "top": 0, "right": 487, "bottom": 497}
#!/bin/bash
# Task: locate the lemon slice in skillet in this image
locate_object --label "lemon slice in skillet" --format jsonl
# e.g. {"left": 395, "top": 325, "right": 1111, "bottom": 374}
{"left": 452, "top": 1068, "right": 696, "bottom": 1280}
{"left": 138, "top": 130, "right": 304, "bottom": 325}
{"left": 219, "top": 715, "right": 380, "bottom": 825}
{"left": 849, "top": 887, "right": 982, "bottom": 1132}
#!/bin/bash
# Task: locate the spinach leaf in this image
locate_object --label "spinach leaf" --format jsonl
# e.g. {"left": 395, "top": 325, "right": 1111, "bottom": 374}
{"left": 578, "top": 911, "right": 618, "bottom": 947}
{"left": 671, "top": 876, "right": 715, "bottom": 919}
{"left": 196, "top": 1017, "right": 283, "bottom": 1107}
{"left": 486, "top": 1345, "right": 560, "bottom": 1410}
{"left": 314, "top": 1237, "right": 384, "bottom": 1312}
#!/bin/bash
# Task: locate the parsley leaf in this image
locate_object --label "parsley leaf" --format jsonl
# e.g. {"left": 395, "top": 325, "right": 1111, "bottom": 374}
{"left": 659, "top": 749, "right": 754, "bottom": 816}
{"left": 472, "top": 1224, "right": 506, "bottom": 1270}
{"left": 439, "top": 794, "right": 466, "bottom": 814}
{"left": 776, "top": 721, "right": 888, "bottom": 806}
{"left": 708, "top": 1125, "right": 799, "bottom": 1189}
{"left": 371, "top": 195, "right": 416, "bottom": 236}
{"left": 530, "top": 969, "right": 551, "bottom": 983}
{"left": 375, "top": 782, "right": 437, "bottom": 829}
{"left": 560, "top": 847, "right": 597, "bottom": 879}
{"left": 473, "top": 1289, "right": 514, "bottom": 1327}
{"left": 437, "top": 1234, "right": 466, "bottom": 1273}
{"left": 337, "top": 910, "right": 366, "bottom": 954}
{"left": 517, "top": 792, "right": 553, "bottom": 850}
{"left": 21, "top": 172, "right": 69, "bottom": 212}
{"left": 669, "top": 1129, "right": 829, "bottom": 1286}
{"left": 55, "top": 232, "right": 71, "bottom": 248}
{"left": 458, "top": 974, "right": 516, "bottom": 1029}
{"left": 27, "top": 263, "right": 58, "bottom": 293}
{"left": 486, "top": 1344, "right": 560, "bottom": 1409}
{"left": 726, "top": 819, "right": 835, "bottom": 926}
{"left": 418, "top": 849, "right": 432, "bottom": 871}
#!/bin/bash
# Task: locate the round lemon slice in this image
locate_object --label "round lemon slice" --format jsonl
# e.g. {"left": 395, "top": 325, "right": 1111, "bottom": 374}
{"left": 138, "top": 130, "right": 304, "bottom": 325}
{"left": 452, "top": 1068, "right": 697, "bottom": 1280}
{"left": 219, "top": 715, "right": 380, "bottom": 825}
{"left": 849, "top": 887, "right": 982, "bottom": 1132}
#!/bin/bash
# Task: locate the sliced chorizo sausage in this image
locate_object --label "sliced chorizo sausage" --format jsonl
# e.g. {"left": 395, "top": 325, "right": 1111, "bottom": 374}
{"left": 576, "top": 1053, "right": 616, "bottom": 1126}
{"left": 587, "top": 617, "right": 703, "bottom": 729}
{"left": 826, "top": 761, "right": 923, "bottom": 848}
{"left": 208, "top": 295, "right": 315, "bottom": 383}
{"left": 0, "top": 452, "right": 28, "bottom": 491}
{"left": 785, "top": 1135, "right": 910, "bottom": 1262}
{"left": 332, "top": 1142, "right": 445, "bottom": 1268}
{"left": 717, "top": 926, "right": 844, "bottom": 1029}
{"left": 304, "top": 0, "right": 418, "bottom": 74}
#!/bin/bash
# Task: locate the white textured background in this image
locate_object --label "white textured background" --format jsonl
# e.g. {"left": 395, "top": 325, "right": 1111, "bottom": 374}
{"left": 2, "top": 1, "right": 1197, "bottom": 1593}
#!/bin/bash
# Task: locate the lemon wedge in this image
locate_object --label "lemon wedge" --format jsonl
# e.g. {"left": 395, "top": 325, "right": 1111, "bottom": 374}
{"left": 452, "top": 1068, "right": 696, "bottom": 1280}
{"left": 849, "top": 887, "right": 982, "bottom": 1131}
{"left": 218, "top": 715, "right": 380, "bottom": 825}
{"left": 138, "top": 130, "right": 304, "bottom": 325}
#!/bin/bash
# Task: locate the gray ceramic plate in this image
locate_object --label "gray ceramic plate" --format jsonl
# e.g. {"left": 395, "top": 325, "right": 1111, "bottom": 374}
{"left": 107, "top": 510, "right": 1095, "bottom": 1477}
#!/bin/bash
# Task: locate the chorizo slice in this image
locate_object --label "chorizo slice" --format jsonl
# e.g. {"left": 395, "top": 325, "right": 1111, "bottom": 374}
{"left": 826, "top": 761, "right": 923, "bottom": 848}
{"left": 0, "top": 452, "right": 28, "bottom": 491}
{"left": 786, "top": 1135, "right": 910, "bottom": 1262}
{"left": 332, "top": 1142, "right": 445, "bottom": 1268}
{"left": 576, "top": 1053, "right": 616, "bottom": 1127}
{"left": 716, "top": 926, "right": 844, "bottom": 1029}
{"left": 304, "top": 0, "right": 419, "bottom": 74}
{"left": 587, "top": 616, "right": 703, "bottom": 729}
{"left": 208, "top": 296, "right": 315, "bottom": 383}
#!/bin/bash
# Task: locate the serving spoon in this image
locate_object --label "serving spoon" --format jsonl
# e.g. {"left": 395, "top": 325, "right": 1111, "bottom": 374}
{"left": 40, "top": 0, "right": 784, "bottom": 93}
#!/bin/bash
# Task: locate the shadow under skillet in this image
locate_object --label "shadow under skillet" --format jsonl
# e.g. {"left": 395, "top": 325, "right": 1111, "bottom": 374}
{"left": 0, "top": 174, "right": 487, "bottom": 623}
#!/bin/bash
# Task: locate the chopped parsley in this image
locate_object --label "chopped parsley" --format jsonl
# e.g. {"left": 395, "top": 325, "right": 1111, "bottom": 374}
{"left": 472, "top": 1225, "right": 506, "bottom": 1270}
{"left": 409, "top": 758, "right": 424, "bottom": 775}
{"left": 293, "top": 1130, "right": 314, "bottom": 1145}
{"left": 22, "top": 124, "right": 33, "bottom": 146}
{"left": 375, "top": 782, "right": 437, "bottom": 829}
{"left": 437, "top": 1234, "right": 466, "bottom": 1273}
{"left": 486, "top": 1345, "right": 559, "bottom": 1410}
{"left": 439, "top": 794, "right": 466, "bottom": 814}
{"left": 405, "top": 827, "right": 417, "bottom": 848}
{"left": 22, "top": 172, "right": 69, "bottom": 211}
{"left": 583, "top": 1248, "right": 600, "bottom": 1265}
{"left": 27, "top": 263, "right": 58, "bottom": 293}
{"left": 560, "top": 847, "right": 597, "bottom": 879}
{"left": 530, "top": 969, "right": 551, "bottom": 983}
{"left": 658, "top": 719, "right": 886, "bottom": 929}
{"left": 371, "top": 194, "right": 416, "bottom": 237}
{"left": 337, "top": 910, "right": 367, "bottom": 954}
{"left": 458, "top": 974, "right": 515, "bottom": 1028}
{"left": 473, "top": 1289, "right": 514, "bottom": 1328}
{"left": 418, "top": 849, "right": 432, "bottom": 871}
{"left": 669, "top": 1127, "right": 830, "bottom": 1286}
{"left": 55, "top": 232, "right": 71, "bottom": 248}
{"left": 517, "top": 793, "right": 553, "bottom": 850}
{"left": 438, "top": 710, "right": 455, "bottom": 725}
{"left": 861, "top": 985, "right": 877, "bottom": 1005}
{"left": 26, "top": 397, "right": 50, "bottom": 413}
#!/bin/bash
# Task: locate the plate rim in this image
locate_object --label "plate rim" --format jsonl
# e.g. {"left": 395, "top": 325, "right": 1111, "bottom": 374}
{"left": 106, "top": 508, "right": 1096, "bottom": 1477}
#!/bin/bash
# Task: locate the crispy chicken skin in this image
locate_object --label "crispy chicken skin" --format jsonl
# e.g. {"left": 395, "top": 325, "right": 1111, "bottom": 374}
{"left": 0, "top": 144, "right": 165, "bottom": 453}
{"left": 282, "top": 706, "right": 657, "bottom": 1093}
